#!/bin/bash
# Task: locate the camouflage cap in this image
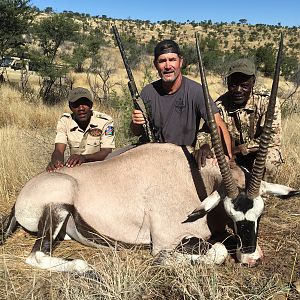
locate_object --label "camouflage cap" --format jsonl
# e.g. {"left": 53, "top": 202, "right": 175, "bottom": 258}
{"left": 226, "top": 58, "right": 256, "bottom": 77}
{"left": 68, "top": 87, "right": 93, "bottom": 103}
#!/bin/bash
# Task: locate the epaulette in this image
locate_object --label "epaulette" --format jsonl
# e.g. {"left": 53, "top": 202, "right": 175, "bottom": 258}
{"left": 253, "top": 87, "right": 271, "bottom": 97}
{"left": 93, "top": 111, "right": 112, "bottom": 121}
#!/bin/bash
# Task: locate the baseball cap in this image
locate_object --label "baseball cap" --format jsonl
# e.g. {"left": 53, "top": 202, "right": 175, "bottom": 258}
{"left": 154, "top": 40, "right": 181, "bottom": 60}
{"left": 226, "top": 58, "right": 256, "bottom": 78}
{"left": 68, "top": 87, "right": 93, "bottom": 103}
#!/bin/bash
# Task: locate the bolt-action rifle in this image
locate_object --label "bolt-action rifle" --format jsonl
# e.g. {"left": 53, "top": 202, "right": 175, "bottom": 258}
{"left": 112, "top": 25, "right": 154, "bottom": 143}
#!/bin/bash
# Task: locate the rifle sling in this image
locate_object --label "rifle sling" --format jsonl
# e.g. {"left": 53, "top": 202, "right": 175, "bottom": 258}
{"left": 249, "top": 111, "right": 255, "bottom": 140}
{"left": 233, "top": 112, "right": 244, "bottom": 144}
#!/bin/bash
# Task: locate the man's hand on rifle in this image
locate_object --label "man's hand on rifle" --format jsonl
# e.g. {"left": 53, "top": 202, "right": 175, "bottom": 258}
{"left": 130, "top": 109, "right": 146, "bottom": 136}
{"left": 132, "top": 109, "right": 145, "bottom": 125}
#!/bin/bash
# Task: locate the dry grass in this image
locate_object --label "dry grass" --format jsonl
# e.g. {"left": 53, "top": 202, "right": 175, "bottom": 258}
{"left": 0, "top": 80, "right": 299, "bottom": 299}
{"left": 0, "top": 84, "right": 62, "bottom": 129}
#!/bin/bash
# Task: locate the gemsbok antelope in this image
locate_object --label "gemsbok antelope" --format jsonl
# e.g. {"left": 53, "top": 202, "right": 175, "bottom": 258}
{"left": 1, "top": 33, "right": 298, "bottom": 275}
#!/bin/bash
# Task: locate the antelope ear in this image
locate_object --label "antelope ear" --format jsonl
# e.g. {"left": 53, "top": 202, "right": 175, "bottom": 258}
{"left": 260, "top": 181, "right": 300, "bottom": 199}
{"left": 183, "top": 191, "right": 221, "bottom": 223}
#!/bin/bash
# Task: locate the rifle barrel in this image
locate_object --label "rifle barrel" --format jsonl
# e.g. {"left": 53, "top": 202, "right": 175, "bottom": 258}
{"left": 112, "top": 25, "right": 137, "bottom": 96}
{"left": 112, "top": 25, "right": 155, "bottom": 143}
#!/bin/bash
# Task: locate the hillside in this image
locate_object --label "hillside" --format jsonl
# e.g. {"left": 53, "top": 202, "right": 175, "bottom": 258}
{"left": 77, "top": 16, "right": 300, "bottom": 59}
{"left": 2, "top": 11, "right": 299, "bottom": 108}
{"left": 31, "top": 12, "right": 300, "bottom": 61}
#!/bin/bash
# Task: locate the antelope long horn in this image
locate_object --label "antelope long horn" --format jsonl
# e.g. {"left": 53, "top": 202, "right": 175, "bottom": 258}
{"left": 247, "top": 33, "right": 284, "bottom": 199}
{"left": 195, "top": 33, "right": 238, "bottom": 199}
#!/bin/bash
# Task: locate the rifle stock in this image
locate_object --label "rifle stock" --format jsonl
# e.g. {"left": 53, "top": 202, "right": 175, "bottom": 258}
{"left": 112, "top": 25, "right": 154, "bottom": 142}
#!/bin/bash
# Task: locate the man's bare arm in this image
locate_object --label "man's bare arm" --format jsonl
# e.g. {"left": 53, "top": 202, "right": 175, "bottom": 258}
{"left": 66, "top": 148, "right": 112, "bottom": 167}
{"left": 46, "top": 143, "right": 66, "bottom": 172}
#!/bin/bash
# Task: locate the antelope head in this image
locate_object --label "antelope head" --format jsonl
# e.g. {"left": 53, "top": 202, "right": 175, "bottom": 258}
{"left": 192, "top": 33, "right": 299, "bottom": 266}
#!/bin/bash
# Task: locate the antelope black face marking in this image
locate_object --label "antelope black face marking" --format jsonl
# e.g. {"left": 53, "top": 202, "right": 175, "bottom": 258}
{"left": 224, "top": 194, "right": 264, "bottom": 255}
{"left": 233, "top": 192, "right": 253, "bottom": 214}
{"left": 235, "top": 220, "right": 257, "bottom": 253}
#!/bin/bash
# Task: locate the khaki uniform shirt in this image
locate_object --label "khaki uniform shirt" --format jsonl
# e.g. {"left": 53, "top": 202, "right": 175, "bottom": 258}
{"left": 55, "top": 110, "right": 115, "bottom": 155}
{"left": 215, "top": 88, "right": 282, "bottom": 152}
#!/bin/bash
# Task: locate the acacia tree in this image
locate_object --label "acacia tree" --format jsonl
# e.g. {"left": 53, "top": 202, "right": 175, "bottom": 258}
{"left": 114, "top": 32, "right": 144, "bottom": 69}
{"left": 239, "top": 19, "right": 247, "bottom": 24}
{"left": 0, "top": 0, "right": 34, "bottom": 59}
{"left": 87, "top": 51, "right": 119, "bottom": 103}
{"left": 64, "top": 26, "right": 108, "bottom": 74}
{"left": 32, "top": 13, "right": 79, "bottom": 103}
{"left": 85, "top": 28, "right": 116, "bottom": 102}
{"left": 281, "top": 55, "right": 299, "bottom": 80}
{"left": 255, "top": 43, "right": 276, "bottom": 76}
{"left": 0, "top": 0, "right": 34, "bottom": 82}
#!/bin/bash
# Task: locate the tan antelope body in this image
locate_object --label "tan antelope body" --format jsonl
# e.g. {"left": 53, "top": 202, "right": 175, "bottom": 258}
{"left": 15, "top": 143, "right": 238, "bottom": 246}
{"left": 13, "top": 144, "right": 235, "bottom": 267}
{"left": 1, "top": 142, "right": 299, "bottom": 274}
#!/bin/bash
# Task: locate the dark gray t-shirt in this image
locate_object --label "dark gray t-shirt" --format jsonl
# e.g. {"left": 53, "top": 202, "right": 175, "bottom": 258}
{"left": 140, "top": 76, "right": 219, "bottom": 146}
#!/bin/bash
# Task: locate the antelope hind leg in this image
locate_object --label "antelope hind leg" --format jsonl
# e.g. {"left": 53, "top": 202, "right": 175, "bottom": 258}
{"left": 0, "top": 204, "right": 18, "bottom": 245}
{"left": 25, "top": 204, "right": 92, "bottom": 274}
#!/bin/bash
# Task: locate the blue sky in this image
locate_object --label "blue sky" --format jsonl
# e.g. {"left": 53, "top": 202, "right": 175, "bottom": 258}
{"left": 30, "top": 0, "right": 299, "bottom": 27}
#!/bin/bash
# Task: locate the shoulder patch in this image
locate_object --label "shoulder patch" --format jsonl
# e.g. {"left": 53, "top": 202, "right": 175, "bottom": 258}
{"left": 104, "top": 125, "right": 114, "bottom": 136}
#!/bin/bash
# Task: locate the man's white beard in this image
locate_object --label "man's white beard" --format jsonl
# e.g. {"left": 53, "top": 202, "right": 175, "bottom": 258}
{"left": 162, "top": 73, "right": 178, "bottom": 83}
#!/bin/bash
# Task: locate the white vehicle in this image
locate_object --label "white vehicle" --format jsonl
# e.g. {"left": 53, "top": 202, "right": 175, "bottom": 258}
{"left": 0, "top": 56, "right": 30, "bottom": 72}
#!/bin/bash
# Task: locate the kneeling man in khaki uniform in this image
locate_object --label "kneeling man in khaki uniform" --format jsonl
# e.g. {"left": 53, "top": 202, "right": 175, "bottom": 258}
{"left": 47, "top": 87, "right": 115, "bottom": 172}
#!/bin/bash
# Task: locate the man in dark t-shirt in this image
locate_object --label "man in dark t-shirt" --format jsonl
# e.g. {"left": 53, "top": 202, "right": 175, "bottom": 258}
{"left": 130, "top": 39, "right": 232, "bottom": 165}
{"left": 140, "top": 76, "right": 219, "bottom": 146}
